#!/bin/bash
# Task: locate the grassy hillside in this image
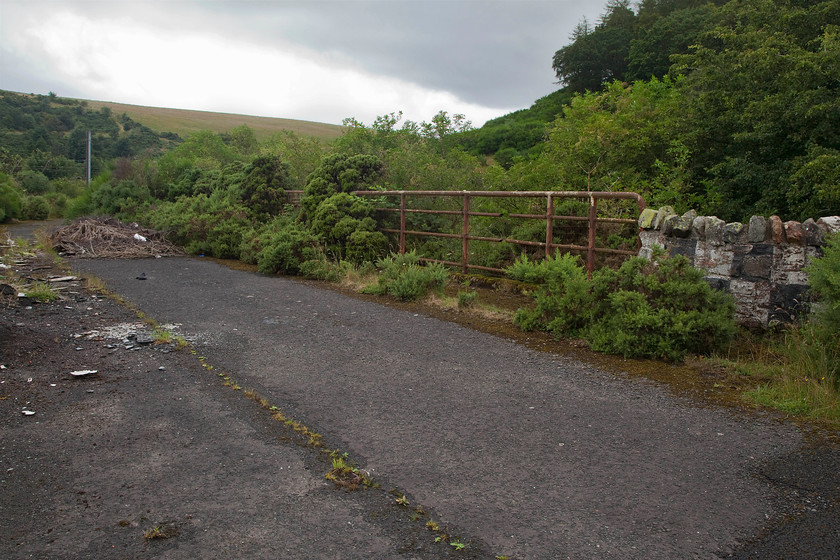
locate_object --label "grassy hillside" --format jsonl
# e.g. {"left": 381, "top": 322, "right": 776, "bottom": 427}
{"left": 82, "top": 99, "right": 344, "bottom": 142}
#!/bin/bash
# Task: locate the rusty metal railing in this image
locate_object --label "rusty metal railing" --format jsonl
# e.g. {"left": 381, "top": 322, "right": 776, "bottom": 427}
{"left": 286, "top": 190, "right": 646, "bottom": 275}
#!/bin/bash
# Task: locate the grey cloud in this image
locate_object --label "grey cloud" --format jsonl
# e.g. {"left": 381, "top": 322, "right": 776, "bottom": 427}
{"left": 3, "top": 0, "right": 606, "bottom": 115}
{"left": 192, "top": 0, "right": 605, "bottom": 109}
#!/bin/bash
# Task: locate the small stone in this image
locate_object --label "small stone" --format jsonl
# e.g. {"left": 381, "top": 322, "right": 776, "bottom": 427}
{"left": 691, "top": 216, "right": 707, "bottom": 237}
{"left": 784, "top": 221, "right": 806, "bottom": 244}
{"left": 817, "top": 216, "right": 840, "bottom": 234}
{"left": 705, "top": 217, "right": 727, "bottom": 245}
{"left": 663, "top": 211, "right": 695, "bottom": 238}
{"left": 135, "top": 334, "right": 154, "bottom": 345}
{"left": 723, "top": 222, "right": 744, "bottom": 244}
{"left": 769, "top": 215, "right": 785, "bottom": 243}
{"left": 638, "top": 208, "right": 658, "bottom": 229}
{"left": 158, "top": 366, "right": 166, "bottom": 371}
{"left": 652, "top": 206, "right": 676, "bottom": 229}
{"left": 802, "top": 218, "right": 824, "bottom": 245}
{"left": 748, "top": 216, "right": 767, "bottom": 243}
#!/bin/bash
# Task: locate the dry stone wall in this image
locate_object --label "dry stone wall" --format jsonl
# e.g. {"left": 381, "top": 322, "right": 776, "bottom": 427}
{"left": 637, "top": 207, "right": 840, "bottom": 327}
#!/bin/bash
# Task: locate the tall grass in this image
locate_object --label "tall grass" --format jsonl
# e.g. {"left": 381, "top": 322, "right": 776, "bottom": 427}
{"left": 742, "top": 325, "right": 840, "bottom": 422}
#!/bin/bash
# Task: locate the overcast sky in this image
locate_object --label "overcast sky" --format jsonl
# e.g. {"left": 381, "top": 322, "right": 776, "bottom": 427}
{"left": 0, "top": 0, "right": 607, "bottom": 127}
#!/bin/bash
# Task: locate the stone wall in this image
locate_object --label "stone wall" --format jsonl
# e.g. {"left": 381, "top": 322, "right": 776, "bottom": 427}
{"left": 637, "top": 207, "right": 840, "bottom": 327}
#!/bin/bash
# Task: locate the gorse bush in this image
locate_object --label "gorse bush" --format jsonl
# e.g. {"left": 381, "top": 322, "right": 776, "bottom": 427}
{"left": 508, "top": 249, "right": 736, "bottom": 361}
{"left": 364, "top": 251, "right": 448, "bottom": 301}
{"left": 139, "top": 192, "right": 251, "bottom": 259}
{"left": 256, "top": 224, "right": 322, "bottom": 275}
{"left": 295, "top": 154, "right": 389, "bottom": 264}
{"left": 22, "top": 195, "right": 49, "bottom": 220}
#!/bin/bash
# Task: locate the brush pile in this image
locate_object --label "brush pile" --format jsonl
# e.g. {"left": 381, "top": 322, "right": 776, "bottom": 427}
{"left": 49, "top": 217, "right": 185, "bottom": 258}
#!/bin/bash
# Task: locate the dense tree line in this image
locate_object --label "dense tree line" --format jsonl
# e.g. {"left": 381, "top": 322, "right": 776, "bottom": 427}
{"left": 460, "top": 0, "right": 839, "bottom": 221}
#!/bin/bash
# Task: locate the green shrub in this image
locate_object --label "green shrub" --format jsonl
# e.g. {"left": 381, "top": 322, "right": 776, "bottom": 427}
{"left": 90, "top": 179, "right": 151, "bottom": 217}
{"left": 346, "top": 228, "right": 388, "bottom": 263}
{"left": 0, "top": 177, "right": 22, "bottom": 223}
{"left": 22, "top": 195, "right": 49, "bottom": 220}
{"left": 44, "top": 192, "right": 67, "bottom": 217}
{"left": 239, "top": 214, "right": 296, "bottom": 265}
{"left": 807, "top": 233, "right": 840, "bottom": 336}
{"left": 511, "top": 252, "right": 594, "bottom": 334}
{"left": 457, "top": 290, "right": 478, "bottom": 308}
{"left": 237, "top": 155, "right": 290, "bottom": 218}
{"left": 17, "top": 170, "right": 50, "bottom": 195}
{"left": 257, "top": 224, "right": 322, "bottom": 275}
{"left": 298, "top": 257, "right": 345, "bottom": 282}
{"left": 369, "top": 251, "right": 448, "bottom": 301}
{"left": 64, "top": 190, "right": 94, "bottom": 219}
{"left": 508, "top": 250, "right": 736, "bottom": 361}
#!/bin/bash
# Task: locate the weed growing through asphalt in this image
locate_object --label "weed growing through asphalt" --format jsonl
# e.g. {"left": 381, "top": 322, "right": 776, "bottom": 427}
{"left": 325, "top": 455, "right": 368, "bottom": 490}
{"left": 143, "top": 524, "right": 178, "bottom": 540}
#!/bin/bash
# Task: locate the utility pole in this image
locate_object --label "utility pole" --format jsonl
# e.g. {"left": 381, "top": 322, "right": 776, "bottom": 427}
{"left": 86, "top": 130, "right": 91, "bottom": 188}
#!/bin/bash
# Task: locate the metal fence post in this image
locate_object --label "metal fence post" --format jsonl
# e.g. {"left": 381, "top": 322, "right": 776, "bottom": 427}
{"left": 587, "top": 195, "right": 597, "bottom": 277}
{"left": 545, "top": 193, "right": 554, "bottom": 259}
{"left": 399, "top": 192, "right": 407, "bottom": 255}
{"left": 462, "top": 192, "right": 470, "bottom": 273}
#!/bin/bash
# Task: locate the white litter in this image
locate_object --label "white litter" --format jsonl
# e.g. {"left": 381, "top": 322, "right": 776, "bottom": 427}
{"left": 22, "top": 410, "right": 35, "bottom": 416}
{"left": 69, "top": 369, "right": 98, "bottom": 377}
{"left": 133, "top": 233, "right": 147, "bottom": 242}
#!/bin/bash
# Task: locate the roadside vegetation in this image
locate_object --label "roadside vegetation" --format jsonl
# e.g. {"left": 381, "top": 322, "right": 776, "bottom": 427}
{"left": 2, "top": 0, "right": 839, "bottom": 423}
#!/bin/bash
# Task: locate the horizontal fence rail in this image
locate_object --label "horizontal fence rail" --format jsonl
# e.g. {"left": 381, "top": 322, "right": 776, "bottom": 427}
{"left": 286, "top": 190, "right": 646, "bottom": 276}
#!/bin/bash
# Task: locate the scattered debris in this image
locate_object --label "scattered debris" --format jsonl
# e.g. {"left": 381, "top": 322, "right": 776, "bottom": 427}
{"left": 136, "top": 272, "right": 147, "bottom": 280}
{"left": 47, "top": 276, "right": 78, "bottom": 283}
{"left": 69, "top": 369, "right": 98, "bottom": 377}
{"left": 49, "top": 217, "right": 184, "bottom": 259}
{"left": 22, "top": 410, "right": 35, "bottom": 416}
{"left": 135, "top": 334, "right": 154, "bottom": 345}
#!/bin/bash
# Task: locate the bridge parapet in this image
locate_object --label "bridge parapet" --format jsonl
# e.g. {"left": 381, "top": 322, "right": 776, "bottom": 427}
{"left": 638, "top": 207, "right": 840, "bottom": 327}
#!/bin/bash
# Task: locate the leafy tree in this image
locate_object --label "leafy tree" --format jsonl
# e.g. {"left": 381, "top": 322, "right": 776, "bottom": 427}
{"left": 673, "top": 0, "right": 840, "bottom": 220}
{"left": 223, "top": 124, "right": 259, "bottom": 157}
{"left": 552, "top": 1, "right": 636, "bottom": 93}
{"left": 261, "top": 130, "right": 328, "bottom": 189}
{"left": 538, "top": 77, "right": 690, "bottom": 202}
{"left": 627, "top": 3, "right": 719, "bottom": 80}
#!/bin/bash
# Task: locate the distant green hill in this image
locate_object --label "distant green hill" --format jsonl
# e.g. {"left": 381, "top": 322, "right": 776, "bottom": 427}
{"left": 0, "top": 90, "right": 344, "bottom": 183}
{"left": 82, "top": 99, "right": 344, "bottom": 142}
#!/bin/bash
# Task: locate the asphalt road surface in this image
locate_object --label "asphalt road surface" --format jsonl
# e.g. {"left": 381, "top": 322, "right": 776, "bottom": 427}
{"left": 64, "top": 255, "right": 840, "bottom": 559}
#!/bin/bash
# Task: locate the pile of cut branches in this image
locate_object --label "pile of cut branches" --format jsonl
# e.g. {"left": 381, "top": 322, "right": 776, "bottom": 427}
{"left": 50, "top": 217, "right": 185, "bottom": 258}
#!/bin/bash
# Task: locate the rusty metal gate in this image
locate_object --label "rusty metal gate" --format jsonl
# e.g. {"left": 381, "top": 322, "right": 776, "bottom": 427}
{"left": 287, "top": 190, "right": 646, "bottom": 275}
